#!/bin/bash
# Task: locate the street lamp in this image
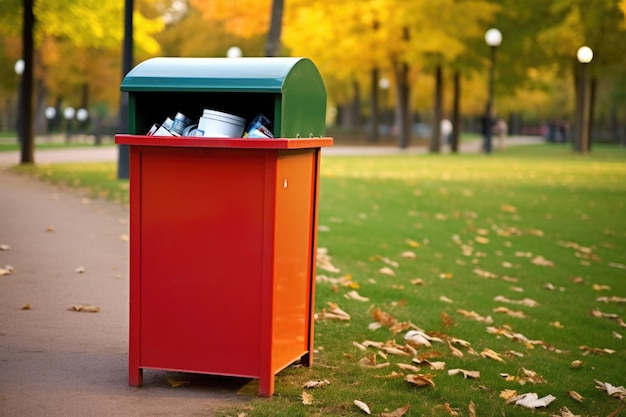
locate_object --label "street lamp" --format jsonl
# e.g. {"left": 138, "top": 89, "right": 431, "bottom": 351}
{"left": 64, "top": 106, "right": 75, "bottom": 143}
{"left": 379, "top": 77, "right": 390, "bottom": 134}
{"left": 44, "top": 106, "right": 56, "bottom": 141}
{"left": 576, "top": 46, "right": 593, "bottom": 154}
{"left": 14, "top": 59, "right": 25, "bottom": 144}
{"left": 483, "top": 28, "right": 502, "bottom": 154}
{"left": 227, "top": 46, "right": 242, "bottom": 58}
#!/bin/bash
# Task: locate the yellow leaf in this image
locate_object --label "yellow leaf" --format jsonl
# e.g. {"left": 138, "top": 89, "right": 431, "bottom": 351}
{"left": 592, "top": 283, "right": 611, "bottom": 291}
{"left": 500, "top": 389, "right": 518, "bottom": 400}
{"left": 405, "top": 239, "right": 420, "bottom": 247}
{"left": 166, "top": 377, "right": 189, "bottom": 388}
{"left": 411, "top": 278, "right": 425, "bottom": 286}
{"left": 301, "top": 391, "right": 314, "bottom": 405}
{"left": 400, "top": 251, "right": 416, "bottom": 259}
{"left": 21, "top": 304, "right": 31, "bottom": 310}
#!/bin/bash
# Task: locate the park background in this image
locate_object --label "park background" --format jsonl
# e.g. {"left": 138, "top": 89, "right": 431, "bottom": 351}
{"left": 2, "top": 0, "right": 626, "bottom": 153}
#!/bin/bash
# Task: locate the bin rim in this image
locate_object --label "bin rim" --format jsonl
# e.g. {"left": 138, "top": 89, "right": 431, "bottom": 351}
{"left": 121, "top": 57, "right": 321, "bottom": 93}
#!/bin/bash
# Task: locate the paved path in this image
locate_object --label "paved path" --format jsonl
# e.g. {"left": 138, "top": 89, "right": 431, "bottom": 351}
{"left": 0, "top": 169, "right": 249, "bottom": 416}
{"left": 0, "top": 135, "right": 543, "bottom": 165}
{"left": 0, "top": 135, "right": 542, "bottom": 416}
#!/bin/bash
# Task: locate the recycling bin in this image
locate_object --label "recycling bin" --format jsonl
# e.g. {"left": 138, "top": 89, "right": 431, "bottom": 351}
{"left": 115, "top": 57, "right": 332, "bottom": 396}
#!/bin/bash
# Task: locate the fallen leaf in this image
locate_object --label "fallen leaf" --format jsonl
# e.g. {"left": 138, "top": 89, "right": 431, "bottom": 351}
{"left": 473, "top": 268, "right": 498, "bottom": 279}
{"left": 549, "top": 321, "right": 564, "bottom": 328}
{"left": 439, "top": 295, "right": 453, "bottom": 303}
{"left": 500, "top": 389, "right": 518, "bottom": 400}
{"left": 448, "top": 368, "right": 480, "bottom": 379}
{"left": 493, "top": 306, "right": 526, "bottom": 318}
{"left": 405, "top": 373, "right": 435, "bottom": 388}
{"left": 302, "top": 379, "right": 330, "bottom": 389}
{"left": 531, "top": 256, "right": 554, "bottom": 267}
{"left": 400, "top": 251, "right": 416, "bottom": 259}
{"left": 22, "top": 304, "right": 31, "bottom": 310}
{"left": 166, "top": 377, "right": 189, "bottom": 388}
{"left": 380, "top": 404, "right": 410, "bottom": 417}
{"left": 379, "top": 267, "right": 395, "bottom": 276}
{"left": 46, "top": 225, "right": 55, "bottom": 232}
{"left": 0, "top": 266, "right": 13, "bottom": 276}
{"left": 372, "top": 308, "right": 397, "bottom": 327}
{"left": 613, "top": 331, "right": 623, "bottom": 339}
{"left": 552, "top": 406, "right": 582, "bottom": 417}
{"left": 68, "top": 305, "right": 100, "bottom": 313}
{"left": 359, "top": 354, "right": 390, "bottom": 369}
{"left": 301, "top": 391, "right": 314, "bottom": 405}
{"left": 567, "top": 390, "right": 584, "bottom": 403}
{"left": 344, "top": 290, "right": 370, "bottom": 302}
{"left": 75, "top": 267, "right": 86, "bottom": 274}
{"left": 410, "top": 278, "right": 425, "bottom": 286}
{"left": 383, "top": 346, "right": 411, "bottom": 356}
{"left": 0, "top": 244, "right": 11, "bottom": 251}
{"left": 595, "top": 380, "right": 626, "bottom": 399}
{"left": 457, "top": 309, "right": 493, "bottom": 323}
{"left": 509, "top": 392, "right": 556, "bottom": 409}
{"left": 579, "top": 345, "right": 615, "bottom": 355}
{"left": 353, "top": 399, "right": 371, "bottom": 414}
{"left": 494, "top": 295, "right": 539, "bottom": 307}
{"left": 468, "top": 401, "right": 476, "bottom": 417}
{"left": 480, "top": 348, "right": 505, "bottom": 362}
{"left": 592, "top": 283, "right": 611, "bottom": 291}
{"left": 569, "top": 360, "right": 584, "bottom": 369}
{"left": 119, "top": 234, "right": 129, "bottom": 242}
{"left": 397, "top": 363, "right": 421, "bottom": 372}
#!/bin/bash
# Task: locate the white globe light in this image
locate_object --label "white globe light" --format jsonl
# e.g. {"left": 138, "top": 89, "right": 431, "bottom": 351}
{"left": 379, "top": 77, "right": 390, "bottom": 90}
{"left": 63, "top": 107, "right": 75, "bottom": 120}
{"left": 44, "top": 106, "right": 56, "bottom": 120}
{"left": 76, "top": 108, "right": 89, "bottom": 122}
{"left": 484, "top": 28, "right": 503, "bottom": 47}
{"left": 577, "top": 46, "right": 593, "bottom": 64}
{"left": 14, "top": 59, "right": 25, "bottom": 75}
{"left": 227, "top": 46, "right": 242, "bottom": 58}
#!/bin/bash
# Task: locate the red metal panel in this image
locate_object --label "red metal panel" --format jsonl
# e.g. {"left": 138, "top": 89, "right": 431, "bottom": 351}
{"left": 138, "top": 147, "right": 267, "bottom": 376}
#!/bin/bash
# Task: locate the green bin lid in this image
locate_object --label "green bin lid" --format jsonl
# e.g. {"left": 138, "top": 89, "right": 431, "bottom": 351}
{"left": 121, "top": 57, "right": 322, "bottom": 93}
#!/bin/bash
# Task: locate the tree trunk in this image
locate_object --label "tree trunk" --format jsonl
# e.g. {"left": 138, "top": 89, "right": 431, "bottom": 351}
{"left": 265, "top": 0, "right": 284, "bottom": 57}
{"left": 117, "top": 0, "right": 133, "bottom": 179}
{"left": 20, "top": 0, "right": 35, "bottom": 164}
{"left": 451, "top": 71, "right": 461, "bottom": 153}
{"left": 430, "top": 65, "right": 443, "bottom": 153}
{"left": 587, "top": 76, "right": 596, "bottom": 152}
{"left": 370, "top": 68, "right": 380, "bottom": 142}
{"left": 395, "top": 61, "right": 410, "bottom": 149}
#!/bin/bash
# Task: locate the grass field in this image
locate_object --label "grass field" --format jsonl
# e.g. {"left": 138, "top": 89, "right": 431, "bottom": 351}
{"left": 9, "top": 144, "right": 626, "bottom": 416}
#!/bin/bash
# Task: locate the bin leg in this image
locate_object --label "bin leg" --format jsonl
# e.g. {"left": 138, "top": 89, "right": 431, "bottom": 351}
{"left": 129, "top": 366, "right": 143, "bottom": 387}
{"left": 301, "top": 351, "right": 312, "bottom": 367}
{"left": 258, "top": 375, "right": 275, "bottom": 397}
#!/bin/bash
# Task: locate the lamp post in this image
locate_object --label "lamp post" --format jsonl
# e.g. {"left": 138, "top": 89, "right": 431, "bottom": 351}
{"left": 483, "top": 28, "right": 502, "bottom": 154}
{"left": 576, "top": 46, "right": 593, "bottom": 154}
{"left": 14, "top": 59, "right": 24, "bottom": 144}
{"left": 44, "top": 106, "right": 56, "bottom": 141}
{"left": 64, "top": 106, "right": 75, "bottom": 143}
{"left": 379, "top": 77, "right": 390, "bottom": 136}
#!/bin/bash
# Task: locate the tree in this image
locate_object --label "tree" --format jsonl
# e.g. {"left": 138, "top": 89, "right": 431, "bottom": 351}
{"left": 1, "top": 0, "right": 164, "bottom": 164}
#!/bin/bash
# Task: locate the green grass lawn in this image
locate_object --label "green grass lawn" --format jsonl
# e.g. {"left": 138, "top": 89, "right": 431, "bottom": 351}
{"left": 9, "top": 144, "right": 626, "bottom": 417}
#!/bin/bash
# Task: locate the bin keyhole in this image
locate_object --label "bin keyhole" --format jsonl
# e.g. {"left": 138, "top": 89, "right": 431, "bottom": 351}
{"left": 283, "top": 179, "right": 288, "bottom": 189}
